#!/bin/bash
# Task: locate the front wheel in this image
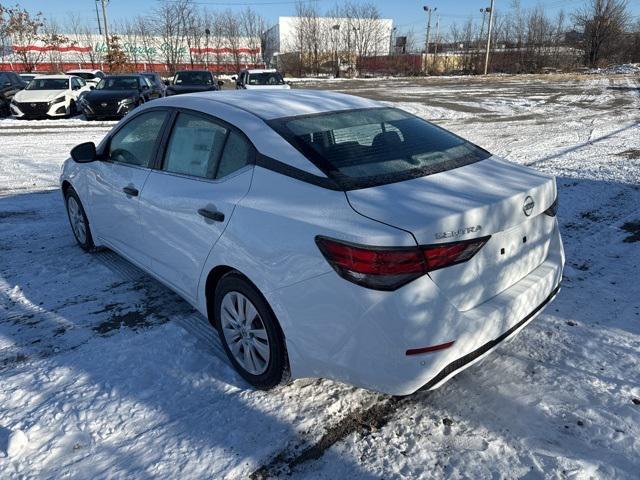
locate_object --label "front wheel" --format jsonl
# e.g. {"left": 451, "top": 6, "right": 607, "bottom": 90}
{"left": 214, "top": 272, "right": 289, "bottom": 390}
{"left": 65, "top": 187, "right": 95, "bottom": 251}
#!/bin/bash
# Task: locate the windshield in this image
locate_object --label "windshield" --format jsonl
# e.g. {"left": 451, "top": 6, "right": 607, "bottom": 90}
{"left": 268, "top": 107, "right": 491, "bottom": 190}
{"left": 174, "top": 71, "right": 212, "bottom": 86}
{"left": 96, "top": 77, "right": 139, "bottom": 90}
{"left": 248, "top": 72, "right": 285, "bottom": 85}
{"left": 26, "top": 78, "right": 69, "bottom": 90}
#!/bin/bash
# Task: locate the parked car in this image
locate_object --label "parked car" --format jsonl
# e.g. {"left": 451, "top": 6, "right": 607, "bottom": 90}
{"left": 165, "top": 70, "right": 223, "bottom": 96}
{"left": 10, "top": 75, "right": 89, "bottom": 119}
{"left": 0, "top": 71, "right": 26, "bottom": 116}
{"left": 233, "top": 69, "right": 290, "bottom": 90}
{"left": 18, "top": 73, "right": 37, "bottom": 85}
{"left": 78, "top": 75, "right": 162, "bottom": 120}
{"left": 65, "top": 69, "right": 105, "bottom": 87}
{"left": 60, "top": 90, "right": 564, "bottom": 396}
{"left": 140, "top": 72, "right": 166, "bottom": 97}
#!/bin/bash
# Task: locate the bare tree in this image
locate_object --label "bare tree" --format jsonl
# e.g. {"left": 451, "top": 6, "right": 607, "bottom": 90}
{"left": 573, "top": 0, "right": 630, "bottom": 66}
{"left": 42, "top": 19, "right": 70, "bottom": 72}
{"left": 220, "top": 9, "right": 242, "bottom": 73}
{"left": 5, "top": 4, "right": 45, "bottom": 72}
{"left": 240, "top": 7, "right": 264, "bottom": 67}
{"left": 154, "top": 0, "right": 189, "bottom": 73}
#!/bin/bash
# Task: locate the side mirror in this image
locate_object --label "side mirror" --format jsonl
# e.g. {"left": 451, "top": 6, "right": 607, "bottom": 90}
{"left": 163, "top": 79, "right": 170, "bottom": 86}
{"left": 89, "top": 85, "right": 95, "bottom": 90}
{"left": 70, "top": 142, "right": 97, "bottom": 163}
{"left": 142, "top": 84, "right": 149, "bottom": 90}
{"left": 231, "top": 76, "right": 237, "bottom": 81}
{"left": 217, "top": 80, "right": 224, "bottom": 87}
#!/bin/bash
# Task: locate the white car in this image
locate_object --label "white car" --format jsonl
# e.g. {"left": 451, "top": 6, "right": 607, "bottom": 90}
{"left": 65, "top": 69, "right": 105, "bottom": 87}
{"left": 11, "top": 75, "right": 90, "bottom": 119}
{"left": 233, "top": 69, "right": 290, "bottom": 90}
{"left": 60, "top": 90, "right": 564, "bottom": 396}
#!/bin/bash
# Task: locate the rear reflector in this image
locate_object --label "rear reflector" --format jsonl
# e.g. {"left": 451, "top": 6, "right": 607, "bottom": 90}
{"left": 315, "top": 235, "right": 490, "bottom": 291}
{"left": 406, "top": 341, "right": 455, "bottom": 356}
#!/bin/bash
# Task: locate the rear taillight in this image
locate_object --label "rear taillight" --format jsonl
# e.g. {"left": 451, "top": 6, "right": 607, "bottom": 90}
{"left": 544, "top": 197, "right": 558, "bottom": 217}
{"left": 315, "top": 236, "right": 490, "bottom": 291}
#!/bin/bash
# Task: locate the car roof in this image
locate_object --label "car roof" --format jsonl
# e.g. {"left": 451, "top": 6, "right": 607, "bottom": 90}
{"left": 33, "top": 74, "right": 72, "bottom": 80}
{"left": 66, "top": 69, "right": 102, "bottom": 73}
{"left": 244, "top": 69, "right": 278, "bottom": 74}
{"left": 161, "top": 89, "right": 382, "bottom": 121}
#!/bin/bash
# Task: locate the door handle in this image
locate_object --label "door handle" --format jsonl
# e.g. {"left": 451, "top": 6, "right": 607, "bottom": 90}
{"left": 122, "top": 186, "right": 139, "bottom": 196}
{"left": 198, "top": 208, "right": 225, "bottom": 222}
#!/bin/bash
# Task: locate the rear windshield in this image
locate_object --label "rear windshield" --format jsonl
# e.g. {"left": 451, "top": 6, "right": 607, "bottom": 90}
{"left": 248, "top": 72, "right": 284, "bottom": 85}
{"left": 174, "top": 71, "right": 213, "bottom": 86}
{"left": 268, "top": 107, "right": 491, "bottom": 189}
{"left": 70, "top": 72, "right": 96, "bottom": 80}
{"left": 96, "top": 77, "right": 139, "bottom": 90}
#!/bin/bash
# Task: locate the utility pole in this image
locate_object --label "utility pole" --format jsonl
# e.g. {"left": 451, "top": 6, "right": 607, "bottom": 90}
{"left": 423, "top": 6, "right": 436, "bottom": 75}
{"left": 99, "top": 0, "right": 110, "bottom": 57}
{"left": 94, "top": 0, "right": 102, "bottom": 36}
{"left": 433, "top": 14, "right": 440, "bottom": 69}
{"left": 483, "top": 0, "right": 495, "bottom": 75}
{"left": 479, "top": 8, "right": 486, "bottom": 56}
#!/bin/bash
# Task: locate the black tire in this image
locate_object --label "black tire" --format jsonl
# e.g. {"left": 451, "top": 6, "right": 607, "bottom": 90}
{"left": 214, "top": 272, "right": 289, "bottom": 390}
{"left": 64, "top": 187, "right": 95, "bottom": 252}
{"left": 68, "top": 101, "right": 77, "bottom": 117}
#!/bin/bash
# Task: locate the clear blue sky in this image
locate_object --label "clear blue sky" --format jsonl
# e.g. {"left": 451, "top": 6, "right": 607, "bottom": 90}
{"left": 15, "top": 0, "right": 640, "bottom": 36}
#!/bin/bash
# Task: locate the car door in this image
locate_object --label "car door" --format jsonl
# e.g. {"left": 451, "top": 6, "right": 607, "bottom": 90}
{"left": 138, "top": 110, "right": 254, "bottom": 300}
{"left": 89, "top": 109, "right": 171, "bottom": 266}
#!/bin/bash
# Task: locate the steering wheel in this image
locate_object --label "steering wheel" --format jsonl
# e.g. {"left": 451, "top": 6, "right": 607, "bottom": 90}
{"left": 110, "top": 148, "right": 138, "bottom": 165}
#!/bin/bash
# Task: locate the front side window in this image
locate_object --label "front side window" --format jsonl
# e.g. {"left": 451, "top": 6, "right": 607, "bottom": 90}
{"left": 0, "top": 73, "right": 9, "bottom": 85}
{"left": 163, "top": 113, "right": 227, "bottom": 179}
{"left": 109, "top": 111, "right": 168, "bottom": 167}
{"left": 26, "top": 78, "right": 69, "bottom": 90}
{"left": 268, "top": 107, "right": 491, "bottom": 189}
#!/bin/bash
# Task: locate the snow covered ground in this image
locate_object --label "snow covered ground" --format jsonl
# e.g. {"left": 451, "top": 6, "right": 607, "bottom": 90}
{"left": 1, "top": 74, "right": 639, "bottom": 479}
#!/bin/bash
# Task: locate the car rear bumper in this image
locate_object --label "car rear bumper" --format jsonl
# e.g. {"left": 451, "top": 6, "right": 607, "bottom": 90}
{"left": 267, "top": 222, "right": 564, "bottom": 396}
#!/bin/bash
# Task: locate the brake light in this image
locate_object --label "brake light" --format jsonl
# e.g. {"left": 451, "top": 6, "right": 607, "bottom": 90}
{"left": 544, "top": 197, "right": 558, "bottom": 217}
{"left": 315, "top": 236, "right": 490, "bottom": 291}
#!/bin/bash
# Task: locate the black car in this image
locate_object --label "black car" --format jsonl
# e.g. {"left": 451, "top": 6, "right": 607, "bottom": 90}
{"left": 165, "top": 70, "right": 223, "bottom": 96}
{"left": 139, "top": 72, "right": 166, "bottom": 97}
{"left": 78, "top": 75, "right": 162, "bottom": 120}
{"left": 0, "top": 72, "right": 26, "bottom": 117}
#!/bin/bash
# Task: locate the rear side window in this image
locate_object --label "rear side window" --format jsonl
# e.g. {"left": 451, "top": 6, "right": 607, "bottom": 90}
{"left": 268, "top": 107, "right": 490, "bottom": 190}
{"left": 163, "top": 113, "right": 227, "bottom": 179}
{"left": 109, "top": 111, "right": 168, "bottom": 167}
{"left": 217, "top": 131, "right": 251, "bottom": 178}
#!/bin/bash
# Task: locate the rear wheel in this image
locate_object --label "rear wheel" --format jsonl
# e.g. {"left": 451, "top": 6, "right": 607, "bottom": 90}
{"left": 67, "top": 101, "right": 77, "bottom": 118}
{"left": 64, "top": 187, "right": 95, "bottom": 251}
{"left": 214, "top": 272, "right": 288, "bottom": 389}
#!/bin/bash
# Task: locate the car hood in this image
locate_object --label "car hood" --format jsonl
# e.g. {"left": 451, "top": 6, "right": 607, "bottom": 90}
{"left": 244, "top": 84, "right": 291, "bottom": 90}
{"left": 168, "top": 84, "right": 217, "bottom": 94}
{"left": 14, "top": 89, "right": 67, "bottom": 103}
{"left": 84, "top": 89, "right": 137, "bottom": 103}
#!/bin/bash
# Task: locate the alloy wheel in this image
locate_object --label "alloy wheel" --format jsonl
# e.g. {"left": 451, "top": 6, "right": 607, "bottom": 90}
{"left": 67, "top": 196, "right": 87, "bottom": 244}
{"left": 220, "top": 291, "right": 270, "bottom": 375}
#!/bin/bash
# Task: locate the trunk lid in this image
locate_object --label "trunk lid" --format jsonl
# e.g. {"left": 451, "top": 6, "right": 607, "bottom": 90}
{"left": 346, "top": 157, "right": 557, "bottom": 310}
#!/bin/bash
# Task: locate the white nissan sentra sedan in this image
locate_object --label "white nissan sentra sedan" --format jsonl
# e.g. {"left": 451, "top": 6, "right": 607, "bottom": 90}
{"left": 60, "top": 90, "right": 564, "bottom": 396}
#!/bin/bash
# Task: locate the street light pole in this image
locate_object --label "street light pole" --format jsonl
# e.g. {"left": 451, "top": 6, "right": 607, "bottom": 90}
{"left": 483, "top": 0, "right": 495, "bottom": 75}
{"left": 99, "top": 0, "right": 110, "bottom": 61}
{"left": 423, "top": 6, "right": 436, "bottom": 75}
{"left": 205, "top": 28, "right": 210, "bottom": 70}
